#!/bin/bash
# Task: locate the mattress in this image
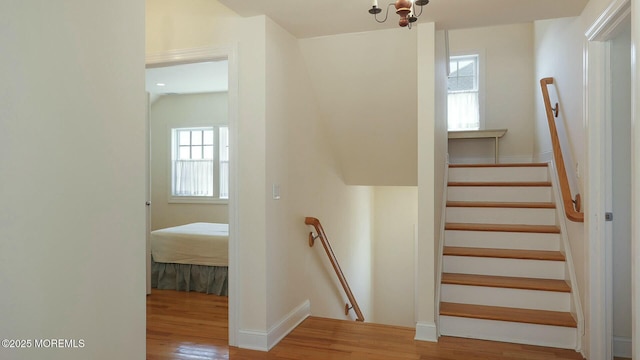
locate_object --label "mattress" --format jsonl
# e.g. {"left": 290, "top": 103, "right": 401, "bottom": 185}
{"left": 150, "top": 222, "right": 228, "bottom": 267}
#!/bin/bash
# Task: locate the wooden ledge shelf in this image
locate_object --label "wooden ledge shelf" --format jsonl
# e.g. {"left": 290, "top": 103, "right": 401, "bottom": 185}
{"left": 443, "top": 246, "right": 565, "bottom": 261}
{"left": 441, "top": 273, "right": 571, "bottom": 292}
{"left": 440, "top": 302, "right": 577, "bottom": 328}
{"left": 448, "top": 129, "right": 507, "bottom": 164}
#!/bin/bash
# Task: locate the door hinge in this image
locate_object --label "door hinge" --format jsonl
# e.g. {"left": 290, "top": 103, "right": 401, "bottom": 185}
{"left": 605, "top": 212, "right": 613, "bottom": 221}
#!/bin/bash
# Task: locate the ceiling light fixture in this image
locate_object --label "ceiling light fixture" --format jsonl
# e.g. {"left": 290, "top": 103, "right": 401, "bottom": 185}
{"left": 368, "top": 0, "right": 429, "bottom": 28}
{"left": 156, "top": 83, "right": 166, "bottom": 87}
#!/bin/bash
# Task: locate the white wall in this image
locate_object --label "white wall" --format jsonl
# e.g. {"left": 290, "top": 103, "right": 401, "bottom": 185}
{"left": 0, "top": 1, "right": 146, "bottom": 359}
{"left": 150, "top": 92, "right": 229, "bottom": 230}
{"left": 299, "top": 28, "right": 418, "bottom": 186}
{"left": 533, "top": 15, "right": 588, "bottom": 354}
{"left": 533, "top": 0, "right": 640, "bottom": 357}
{"left": 632, "top": 2, "right": 640, "bottom": 359}
{"left": 448, "top": 23, "right": 535, "bottom": 163}
{"left": 372, "top": 187, "right": 418, "bottom": 327}
{"left": 264, "top": 17, "right": 375, "bottom": 327}
{"left": 146, "top": 0, "right": 240, "bottom": 54}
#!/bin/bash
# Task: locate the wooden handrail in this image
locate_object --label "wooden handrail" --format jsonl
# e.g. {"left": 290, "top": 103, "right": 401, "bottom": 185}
{"left": 539, "top": 78, "right": 584, "bottom": 222}
{"left": 304, "top": 217, "right": 365, "bottom": 322}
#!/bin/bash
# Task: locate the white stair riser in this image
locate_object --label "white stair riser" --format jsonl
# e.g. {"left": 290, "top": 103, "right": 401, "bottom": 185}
{"left": 446, "top": 207, "right": 557, "bottom": 226}
{"left": 447, "top": 186, "right": 552, "bottom": 202}
{"left": 449, "top": 167, "right": 549, "bottom": 183}
{"left": 441, "top": 284, "right": 571, "bottom": 312}
{"left": 443, "top": 256, "right": 565, "bottom": 280}
{"left": 439, "top": 316, "right": 577, "bottom": 350}
{"left": 445, "top": 230, "right": 560, "bottom": 251}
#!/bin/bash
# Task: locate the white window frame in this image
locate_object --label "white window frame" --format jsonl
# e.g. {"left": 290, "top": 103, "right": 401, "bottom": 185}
{"left": 447, "top": 50, "right": 485, "bottom": 130}
{"left": 168, "top": 125, "right": 229, "bottom": 204}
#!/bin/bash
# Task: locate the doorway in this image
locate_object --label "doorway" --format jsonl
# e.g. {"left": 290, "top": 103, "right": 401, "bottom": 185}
{"left": 145, "top": 46, "right": 239, "bottom": 347}
{"left": 585, "top": 1, "right": 633, "bottom": 358}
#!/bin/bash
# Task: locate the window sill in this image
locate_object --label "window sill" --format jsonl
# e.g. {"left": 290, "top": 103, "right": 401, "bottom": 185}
{"left": 168, "top": 197, "right": 229, "bottom": 205}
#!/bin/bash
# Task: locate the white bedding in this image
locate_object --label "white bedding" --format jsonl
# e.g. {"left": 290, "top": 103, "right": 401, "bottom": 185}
{"left": 150, "top": 222, "right": 228, "bottom": 267}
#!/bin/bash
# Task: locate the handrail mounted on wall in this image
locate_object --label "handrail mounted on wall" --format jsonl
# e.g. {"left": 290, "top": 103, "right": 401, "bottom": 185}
{"left": 539, "top": 77, "right": 584, "bottom": 222}
{"left": 305, "top": 217, "right": 365, "bottom": 322}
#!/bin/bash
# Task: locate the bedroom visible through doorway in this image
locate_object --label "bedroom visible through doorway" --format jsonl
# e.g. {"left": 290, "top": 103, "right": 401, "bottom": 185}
{"left": 145, "top": 59, "right": 232, "bottom": 352}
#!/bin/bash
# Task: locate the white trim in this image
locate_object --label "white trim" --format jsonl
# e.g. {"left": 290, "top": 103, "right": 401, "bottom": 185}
{"left": 434, "top": 162, "right": 449, "bottom": 337}
{"left": 414, "top": 223, "right": 419, "bottom": 324}
{"left": 632, "top": 3, "right": 640, "bottom": 360}
{"left": 415, "top": 321, "right": 438, "bottom": 342}
{"left": 237, "top": 329, "right": 268, "bottom": 351}
{"left": 145, "top": 44, "right": 240, "bottom": 347}
{"left": 536, "top": 150, "right": 554, "bottom": 164}
{"left": 237, "top": 300, "right": 311, "bottom": 351}
{"left": 439, "top": 316, "right": 577, "bottom": 349}
{"left": 146, "top": 46, "right": 233, "bottom": 67}
{"left": 614, "top": 336, "right": 632, "bottom": 358}
{"left": 146, "top": 93, "right": 152, "bottom": 295}
{"left": 585, "top": 2, "right": 631, "bottom": 358}
{"left": 585, "top": 0, "right": 631, "bottom": 41}
{"left": 267, "top": 300, "right": 311, "bottom": 350}
{"left": 547, "top": 160, "right": 584, "bottom": 352}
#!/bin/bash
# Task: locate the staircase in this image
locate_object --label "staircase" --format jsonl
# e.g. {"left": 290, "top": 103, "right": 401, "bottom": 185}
{"left": 438, "top": 163, "right": 581, "bottom": 350}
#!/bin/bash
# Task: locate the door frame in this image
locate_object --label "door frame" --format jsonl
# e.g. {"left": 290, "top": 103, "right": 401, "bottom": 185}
{"left": 584, "top": 0, "right": 634, "bottom": 358}
{"left": 145, "top": 45, "right": 240, "bottom": 346}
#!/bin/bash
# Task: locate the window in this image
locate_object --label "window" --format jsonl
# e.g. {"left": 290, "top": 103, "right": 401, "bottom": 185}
{"left": 171, "top": 126, "right": 228, "bottom": 201}
{"left": 448, "top": 54, "right": 480, "bottom": 130}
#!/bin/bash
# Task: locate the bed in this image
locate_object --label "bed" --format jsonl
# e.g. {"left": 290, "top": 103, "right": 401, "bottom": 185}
{"left": 150, "top": 222, "right": 228, "bottom": 295}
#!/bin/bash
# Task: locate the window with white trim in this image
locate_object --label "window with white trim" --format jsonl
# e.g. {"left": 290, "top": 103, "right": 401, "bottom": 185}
{"left": 448, "top": 54, "right": 480, "bottom": 130}
{"left": 171, "top": 126, "right": 229, "bottom": 201}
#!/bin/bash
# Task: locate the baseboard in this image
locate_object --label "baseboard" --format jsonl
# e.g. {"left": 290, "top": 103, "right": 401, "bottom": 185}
{"left": 237, "top": 299, "right": 311, "bottom": 351}
{"left": 237, "top": 329, "right": 268, "bottom": 351}
{"left": 613, "top": 336, "right": 632, "bottom": 358}
{"left": 535, "top": 151, "right": 553, "bottom": 163}
{"left": 448, "top": 155, "right": 533, "bottom": 164}
{"left": 267, "top": 300, "right": 311, "bottom": 350}
{"left": 415, "top": 321, "right": 438, "bottom": 342}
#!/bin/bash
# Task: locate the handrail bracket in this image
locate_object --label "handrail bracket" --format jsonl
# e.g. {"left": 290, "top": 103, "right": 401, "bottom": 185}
{"left": 308, "top": 232, "right": 319, "bottom": 247}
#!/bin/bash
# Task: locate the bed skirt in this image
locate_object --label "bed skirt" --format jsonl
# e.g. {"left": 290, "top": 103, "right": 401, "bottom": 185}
{"left": 151, "top": 258, "right": 228, "bottom": 296}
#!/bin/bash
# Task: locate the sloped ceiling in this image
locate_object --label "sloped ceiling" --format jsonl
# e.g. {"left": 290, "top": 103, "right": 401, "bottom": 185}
{"left": 299, "top": 28, "right": 418, "bottom": 185}
{"left": 219, "top": 0, "right": 588, "bottom": 38}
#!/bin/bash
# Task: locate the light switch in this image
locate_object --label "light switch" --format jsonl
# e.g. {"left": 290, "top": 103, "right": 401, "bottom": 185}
{"left": 272, "top": 184, "right": 281, "bottom": 200}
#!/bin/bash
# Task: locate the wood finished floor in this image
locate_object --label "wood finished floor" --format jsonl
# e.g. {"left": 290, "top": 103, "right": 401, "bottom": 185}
{"left": 147, "top": 289, "right": 585, "bottom": 360}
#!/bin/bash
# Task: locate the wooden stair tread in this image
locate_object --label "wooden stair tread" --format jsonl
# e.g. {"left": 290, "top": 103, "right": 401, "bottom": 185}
{"left": 440, "top": 302, "right": 577, "bottom": 328}
{"left": 445, "top": 222, "right": 561, "bottom": 234}
{"left": 441, "top": 273, "right": 571, "bottom": 292}
{"left": 447, "top": 201, "right": 555, "bottom": 209}
{"left": 448, "top": 181, "right": 551, "bottom": 187}
{"left": 449, "top": 163, "right": 548, "bottom": 168}
{"left": 443, "top": 246, "right": 565, "bottom": 261}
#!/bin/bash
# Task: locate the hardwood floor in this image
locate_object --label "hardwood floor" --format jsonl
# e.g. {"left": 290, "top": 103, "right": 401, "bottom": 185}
{"left": 147, "top": 289, "right": 585, "bottom": 360}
